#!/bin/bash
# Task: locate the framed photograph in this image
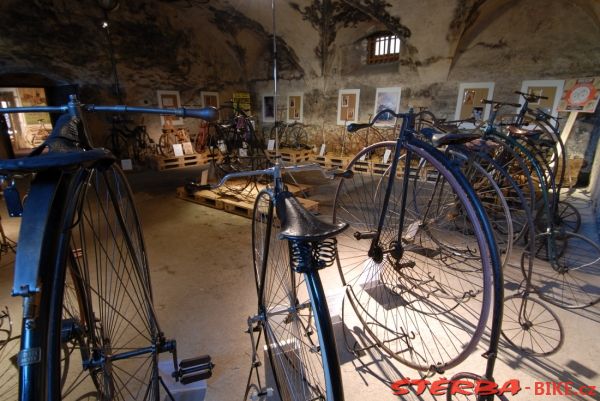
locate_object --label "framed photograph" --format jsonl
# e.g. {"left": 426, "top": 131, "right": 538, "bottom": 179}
{"left": 201, "top": 91, "right": 220, "bottom": 109}
{"left": 454, "top": 82, "right": 495, "bottom": 126}
{"left": 157, "top": 90, "right": 183, "bottom": 125}
{"left": 373, "top": 87, "right": 401, "bottom": 126}
{"left": 287, "top": 93, "right": 303, "bottom": 122}
{"left": 520, "top": 80, "right": 564, "bottom": 117}
{"left": 337, "top": 89, "right": 360, "bottom": 125}
{"left": 262, "top": 95, "right": 275, "bottom": 123}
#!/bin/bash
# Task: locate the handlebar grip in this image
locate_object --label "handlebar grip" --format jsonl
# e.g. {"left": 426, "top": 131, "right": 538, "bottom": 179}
{"left": 347, "top": 123, "right": 372, "bottom": 132}
{"left": 183, "top": 107, "right": 218, "bottom": 122}
{"left": 481, "top": 99, "right": 521, "bottom": 108}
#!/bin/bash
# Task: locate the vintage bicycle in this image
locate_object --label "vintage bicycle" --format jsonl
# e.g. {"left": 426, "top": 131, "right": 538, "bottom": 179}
{"left": 0, "top": 96, "right": 221, "bottom": 401}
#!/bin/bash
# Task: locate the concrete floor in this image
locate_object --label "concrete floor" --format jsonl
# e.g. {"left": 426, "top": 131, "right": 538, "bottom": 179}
{"left": 0, "top": 166, "right": 599, "bottom": 401}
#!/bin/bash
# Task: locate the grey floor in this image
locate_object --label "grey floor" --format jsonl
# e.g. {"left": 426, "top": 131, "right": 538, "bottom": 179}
{"left": 1, "top": 166, "right": 599, "bottom": 401}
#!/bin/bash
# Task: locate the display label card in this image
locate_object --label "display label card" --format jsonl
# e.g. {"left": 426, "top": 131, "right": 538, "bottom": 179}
{"left": 319, "top": 144, "right": 326, "bottom": 157}
{"left": 267, "top": 139, "right": 275, "bottom": 151}
{"left": 182, "top": 142, "right": 194, "bottom": 155}
{"left": 121, "top": 159, "right": 133, "bottom": 170}
{"left": 200, "top": 169, "right": 209, "bottom": 185}
{"left": 173, "top": 144, "right": 184, "bottom": 157}
{"left": 383, "top": 149, "right": 392, "bottom": 164}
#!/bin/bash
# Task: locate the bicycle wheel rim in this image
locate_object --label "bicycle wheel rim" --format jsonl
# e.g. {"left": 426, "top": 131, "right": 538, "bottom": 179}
{"left": 257, "top": 196, "right": 331, "bottom": 400}
{"left": 333, "top": 141, "right": 493, "bottom": 371}
{"left": 501, "top": 294, "right": 564, "bottom": 356}
{"left": 45, "top": 165, "right": 160, "bottom": 400}
{"left": 529, "top": 231, "right": 600, "bottom": 309}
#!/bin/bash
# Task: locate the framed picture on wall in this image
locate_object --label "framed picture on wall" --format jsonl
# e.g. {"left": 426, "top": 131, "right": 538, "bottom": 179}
{"left": 262, "top": 95, "right": 275, "bottom": 123}
{"left": 454, "top": 82, "right": 495, "bottom": 126}
{"left": 287, "top": 93, "right": 303, "bottom": 122}
{"left": 337, "top": 89, "right": 360, "bottom": 125}
{"left": 373, "top": 87, "right": 401, "bottom": 126}
{"left": 157, "top": 90, "right": 183, "bottom": 125}
{"left": 201, "top": 91, "right": 220, "bottom": 109}
{"left": 520, "top": 80, "right": 564, "bottom": 117}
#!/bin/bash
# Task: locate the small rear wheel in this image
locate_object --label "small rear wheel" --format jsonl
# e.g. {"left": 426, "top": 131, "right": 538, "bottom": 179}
{"left": 526, "top": 231, "right": 600, "bottom": 309}
{"left": 501, "top": 294, "right": 564, "bottom": 356}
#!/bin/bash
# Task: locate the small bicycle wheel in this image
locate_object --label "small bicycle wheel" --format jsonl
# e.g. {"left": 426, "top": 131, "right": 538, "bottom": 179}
{"left": 290, "top": 125, "right": 309, "bottom": 149}
{"left": 43, "top": 165, "right": 162, "bottom": 400}
{"left": 501, "top": 294, "right": 564, "bottom": 356}
{"left": 333, "top": 140, "right": 493, "bottom": 372}
{"left": 535, "top": 200, "right": 581, "bottom": 234}
{"left": 158, "top": 132, "right": 175, "bottom": 157}
{"left": 255, "top": 190, "right": 342, "bottom": 401}
{"left": 526, "top": 231, "right": 600, "bottom": 309}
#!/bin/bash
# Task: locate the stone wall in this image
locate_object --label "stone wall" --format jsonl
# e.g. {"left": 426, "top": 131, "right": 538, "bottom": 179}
{"left": 0, "top": 0, "right": 599, "bottom": 174}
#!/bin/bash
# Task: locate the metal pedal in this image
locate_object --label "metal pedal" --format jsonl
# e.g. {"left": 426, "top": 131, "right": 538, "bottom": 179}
{"left": 172, "top": 354, "right": 214, "bottom": 384}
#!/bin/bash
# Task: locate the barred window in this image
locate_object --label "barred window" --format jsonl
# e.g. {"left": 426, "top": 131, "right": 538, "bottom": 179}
{"left": 367, "top": 33, "right": 401, "bottom": 64}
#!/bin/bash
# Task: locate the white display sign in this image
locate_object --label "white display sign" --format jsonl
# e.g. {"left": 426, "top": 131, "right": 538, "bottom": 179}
{"left": 173, "top": 143, "right": 184, "bottom": 157}
{"left": 359, "top": 149, "right": 367, "bottom": 161}
{"left": 121, "top": 159, "right": 133, "bottom": 170}
{"left": 382, "top": 149, "right": 391, "bottom": 164}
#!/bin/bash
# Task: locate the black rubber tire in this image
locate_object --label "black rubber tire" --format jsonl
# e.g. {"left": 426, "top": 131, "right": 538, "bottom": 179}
{"left": 333, "top": 141, "right": 493, "bottom": 372}
{"left": 42, "top": 165, "right": 161, "bottom": 400}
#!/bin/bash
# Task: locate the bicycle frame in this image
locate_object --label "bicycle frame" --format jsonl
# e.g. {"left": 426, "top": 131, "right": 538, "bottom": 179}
{"left": 1, "top": 95, "right": 218, "bottom": 401}
{"left": 350, "top": 107, "right": 504, "bottom": 391}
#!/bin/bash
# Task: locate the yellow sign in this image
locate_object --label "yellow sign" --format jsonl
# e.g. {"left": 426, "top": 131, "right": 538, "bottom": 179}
{"left": 233, "top": 92, "right": 252, "bottom": 115}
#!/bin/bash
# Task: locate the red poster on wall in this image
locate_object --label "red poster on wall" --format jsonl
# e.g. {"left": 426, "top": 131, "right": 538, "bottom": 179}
{"left": 558, "top": 77, "right": 600, "bottom": 113}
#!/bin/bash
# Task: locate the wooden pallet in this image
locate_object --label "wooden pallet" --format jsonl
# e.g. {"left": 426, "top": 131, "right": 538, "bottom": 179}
{"left": 148, "top": 151, "right": 217, "bottom": 171}
{"left": 309, "top": 153, "right": 351, "bottom": 169}
{"left": 267, "top": 148, "right": 312, "bottom": 163}
{"left": 177, "top": 184, "right": 318, "bottom": 219}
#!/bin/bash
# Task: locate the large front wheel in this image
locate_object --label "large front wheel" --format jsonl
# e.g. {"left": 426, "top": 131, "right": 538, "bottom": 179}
{"left": 333, "top": 141, "right": 493, "bottom": 372}
{"left": 252, "top": 190, "right": 344, "bottom": 401}
{"left": 43, "top": 165, "right": 162, "bottom": 400}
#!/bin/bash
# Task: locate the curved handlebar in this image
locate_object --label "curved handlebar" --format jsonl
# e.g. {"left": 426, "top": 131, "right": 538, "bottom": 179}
{"left": 0, "top": 102, "right": 219, "bottom": 122}
{"left": 347, "top": 108, "right": 405, "bottom": 132}
{"left": 85, "top": 105, "right": 219, "bottom": 122}
{"left": 481, "top": 99, "right": 522, "bottom": 108}
{"left": 515, "top": 90, "right": 548, "bottom": 101}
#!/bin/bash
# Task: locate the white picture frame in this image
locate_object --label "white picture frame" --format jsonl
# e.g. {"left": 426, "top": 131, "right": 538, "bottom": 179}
{"left": 201, "top": 91, "right": 220, "bottom": 109}
{"left": 520, "top": 79, "right": 564, "bottom": 117}
{"left": 454, "top": 82, "right": 495, "bottom": 127}
{"left": 157, "top": 90, "right": 183, "bottom": 125}
{"left": 337, "top": 89, "right": 360, "bottom": 125}
{"left": 262, "top": 94, "right": 275, "bottom": 123}
{"left": 373, "top": 87, "right": 401, "bottom": 126}
{"left": 287, "top": 92, "right": 304, "bottom": 123}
